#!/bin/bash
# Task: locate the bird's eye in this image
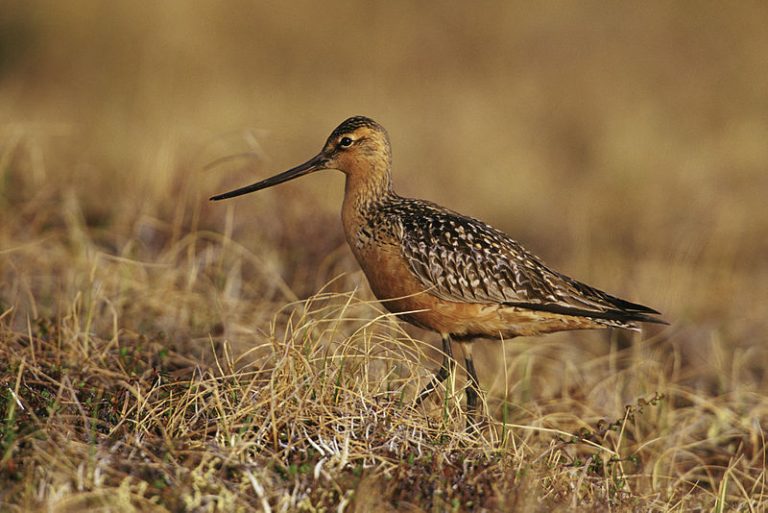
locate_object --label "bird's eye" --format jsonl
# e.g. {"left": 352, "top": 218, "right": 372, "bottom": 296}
{"left": 339, "top": 137, "right": 354, "bottom": 148}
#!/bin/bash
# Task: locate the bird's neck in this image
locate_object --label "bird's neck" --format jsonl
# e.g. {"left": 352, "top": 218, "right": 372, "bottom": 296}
{"left": 343, "top": 167, "right": 395, "bottom": 213}
{"left": 341, "top": 167, "right": 396, "bottom": 238}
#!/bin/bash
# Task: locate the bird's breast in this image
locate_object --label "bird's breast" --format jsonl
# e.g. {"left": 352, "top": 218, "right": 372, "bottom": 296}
{"left": 342, "top": 232, "right": 492, "bottom": 336}
{"left": 341, "top": 215, "right": 610, "bottom": 338}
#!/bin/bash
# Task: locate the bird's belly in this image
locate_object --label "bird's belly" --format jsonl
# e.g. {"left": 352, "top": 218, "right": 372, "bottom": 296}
{"left": 353, "top": 245, "right": 604, "bottom": 339}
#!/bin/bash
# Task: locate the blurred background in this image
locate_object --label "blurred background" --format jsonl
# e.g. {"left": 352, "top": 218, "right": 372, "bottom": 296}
{"left": 2, "top": 1, "right": 767, "bottom": 403}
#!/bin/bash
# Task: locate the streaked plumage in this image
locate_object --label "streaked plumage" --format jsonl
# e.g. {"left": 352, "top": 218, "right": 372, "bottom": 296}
{"left": 211, "top": 115, "right": 666, "bottom": 429}
{"left": 371, "top": 198, "right": 660, "bottom": 333}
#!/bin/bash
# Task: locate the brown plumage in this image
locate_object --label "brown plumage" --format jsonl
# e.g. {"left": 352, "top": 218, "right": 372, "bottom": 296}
{"left": 211, "top": 116, "right": 666, "bottom": 429}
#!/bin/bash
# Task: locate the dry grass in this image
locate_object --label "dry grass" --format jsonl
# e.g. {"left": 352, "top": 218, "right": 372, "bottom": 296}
{"left": 2, "top": 2, "right": 768, "bottom": 511}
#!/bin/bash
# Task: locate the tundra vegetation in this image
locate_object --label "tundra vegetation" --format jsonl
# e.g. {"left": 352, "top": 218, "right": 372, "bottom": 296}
{"left": 1, "top": 3, "right": 767, "bottom": 511}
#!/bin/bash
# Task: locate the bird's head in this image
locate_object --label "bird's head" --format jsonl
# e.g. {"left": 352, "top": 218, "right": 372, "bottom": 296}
{"left": 210, "top": 116, "right": 392, "bottom": 202}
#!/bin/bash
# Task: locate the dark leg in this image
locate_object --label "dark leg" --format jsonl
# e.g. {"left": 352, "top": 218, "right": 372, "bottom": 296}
{"left": 463, "top": 344, "right": 482, "bottom": 432}
{"left": 415, "top": 335, "right": 455, "bottom": 405}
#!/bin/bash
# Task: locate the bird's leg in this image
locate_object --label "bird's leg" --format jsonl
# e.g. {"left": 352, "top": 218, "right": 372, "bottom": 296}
{"left": 461, "top": 342, "right": 482, "bottom": 432}
{"left": 415, "top": 334, "right": 455, "bottom": 405}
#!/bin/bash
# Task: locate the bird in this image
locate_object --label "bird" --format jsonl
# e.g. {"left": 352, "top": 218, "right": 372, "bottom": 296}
{"left": 210, "top": 116, "right": 666, "bottom": 429}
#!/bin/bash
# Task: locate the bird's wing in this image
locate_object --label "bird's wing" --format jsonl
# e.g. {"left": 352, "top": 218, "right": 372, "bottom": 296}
{"left": 396, "top": 202, "right": 663, "bottom": 324}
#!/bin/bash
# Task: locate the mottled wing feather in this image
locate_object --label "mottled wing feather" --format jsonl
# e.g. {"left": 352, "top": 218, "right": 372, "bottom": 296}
{"left": 392, "top": 200, "right": 662, "bottom": 323}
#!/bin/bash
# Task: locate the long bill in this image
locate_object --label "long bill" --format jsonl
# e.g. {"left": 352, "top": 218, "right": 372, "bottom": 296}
{"left": 209, "top": 154, "right": 328, "bottom": 201}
